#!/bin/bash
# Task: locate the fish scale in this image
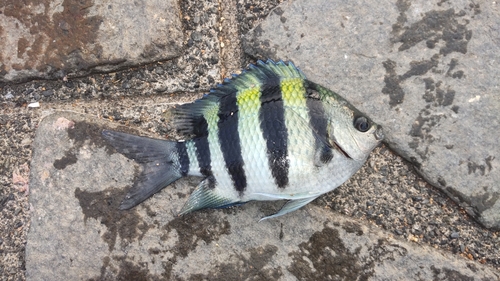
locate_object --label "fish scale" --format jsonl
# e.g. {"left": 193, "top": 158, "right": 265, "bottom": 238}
{"left": 236, "top": 85, "right": 275, "bottom": 192}
{"left": 102, "top": 59, "right": 384, "bottom": 220}
{"left": 185, "top": 141, "right": 201, "bottom": 177}
{"left": 281, "top": 78, "right": 315, "bottom": 190}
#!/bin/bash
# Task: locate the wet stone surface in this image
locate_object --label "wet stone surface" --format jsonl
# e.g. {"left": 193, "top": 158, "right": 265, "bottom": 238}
{"left": 25, "top": 111, "right": 500, "bottom": 280}
{"left": 243, "top": 0, "right": 500, "bottom": 231}
{"left": 1, "top": 0, "right": 500, "bottom": 280}
{"left": 0, "top": 0, "right": 184, "bottom": 82}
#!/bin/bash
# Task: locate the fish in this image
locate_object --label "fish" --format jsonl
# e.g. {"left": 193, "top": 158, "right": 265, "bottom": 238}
{"left": 102, "top": 59, "right": 384, "bottom": 220}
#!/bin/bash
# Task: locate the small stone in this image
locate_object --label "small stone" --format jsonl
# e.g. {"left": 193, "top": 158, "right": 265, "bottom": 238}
{"left": 21, "top": 137, "right": 31, "bottom": 146}
{"left": 412, "top": 196, "right": 423, "bottom": 202}
{"left": 210, "top": 54, "right": 219, "bottom": 65}
{"left": 122, "top": 81, "right": 131, "bottom": 89}
{"left": 450, "top": 232, "right": 460, "bottom": 239}
{"left": 155, "top": 67, "right": 164, "bottom": 75}
{"left": 191, "top": 31, "right": 202, "bottom": 42}
{"left": 42, "top": 90, "right": 53, "bottom": 97}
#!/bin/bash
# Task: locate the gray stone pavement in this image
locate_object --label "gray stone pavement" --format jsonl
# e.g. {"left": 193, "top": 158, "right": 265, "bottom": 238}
{"left": 1, "top": 0, "right": 499, "bottom": 280}
{"left": 0, "top": 0, "right": 183, "bottom": 82}
{"left": 26, "top": 110, "right": 500, "bottom": 280}
{"left": 243, "top": 0, "right": 500, "bottom": 231}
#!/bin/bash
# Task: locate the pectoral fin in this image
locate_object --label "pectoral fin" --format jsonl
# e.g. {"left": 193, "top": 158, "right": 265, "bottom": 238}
{"left": 178, "top": 177, "right": 236, "bottom": 216}
{"left": 259, "top": 196, "right": 319, "bottom": 221}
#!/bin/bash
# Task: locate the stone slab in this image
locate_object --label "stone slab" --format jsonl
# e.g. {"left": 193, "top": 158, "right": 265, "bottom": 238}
{"left": 243, "top": 0, "right": 500, "bottom": 230}
{"left": 0, "top": 0, "right": 183, "bottom": 82}
{"left": 26, "top": 111, "right": 500, "bottom": 280}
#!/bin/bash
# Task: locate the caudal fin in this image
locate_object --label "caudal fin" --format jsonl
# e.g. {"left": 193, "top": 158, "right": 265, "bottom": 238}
{"left": 101, "top": 130, "right": 183, "bottom": 209}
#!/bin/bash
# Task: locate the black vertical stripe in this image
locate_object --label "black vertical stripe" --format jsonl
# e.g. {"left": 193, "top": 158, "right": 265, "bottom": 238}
{"left": 259, "top": 82, "right": 289, "bottom": 188}
{"left": 218, "top": 94, "right": 247, "bottom": 193}
{"left": 193, "top": 117, "right": 213, "bottom": 181}
{"left": 305, "top": 81, "right": 333, "bottom": 164}
{"left": 176, "top": 142, "right": 190, "bottom": 176}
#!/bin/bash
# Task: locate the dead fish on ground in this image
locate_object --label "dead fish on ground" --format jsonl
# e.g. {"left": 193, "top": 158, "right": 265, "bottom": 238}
{"left": 102, "top": 60, "right": 384, "bottom": 221}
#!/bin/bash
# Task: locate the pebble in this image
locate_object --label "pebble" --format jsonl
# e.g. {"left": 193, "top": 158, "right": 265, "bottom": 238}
{"left": 210, "top": 54, "right": 219, "bottom": 65}
{"left": 155, "top": 67, "right": 164, "bottom": 75}
{"left": 191, "top": 31, "right": 203, "bottom": 42}
{"left": 4, "top": 92, "right": 14, "bottom": 99}
{"left": 412, "top": 196, "right": 423, "bottom": 202}
{"left": 42, "top": 90, "right": 53, "bottom": 97}
{"left": 21, "top": 138, "right": 31, "bottom": 146}
{"left": 122, "top": 81, "right": 131, "bottom": 89}
{"left": 450, "top": 232, "right": 460, "bottom": 239}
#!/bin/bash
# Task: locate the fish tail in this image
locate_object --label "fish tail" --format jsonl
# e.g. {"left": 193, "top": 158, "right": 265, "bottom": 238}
{"left": 102, "top": 130, "right": 187, "bottom": 210}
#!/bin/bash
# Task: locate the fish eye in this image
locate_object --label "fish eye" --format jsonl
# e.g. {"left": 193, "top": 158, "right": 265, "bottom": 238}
{"left": 354, "top": 116, "right": 370, "bottom": 132}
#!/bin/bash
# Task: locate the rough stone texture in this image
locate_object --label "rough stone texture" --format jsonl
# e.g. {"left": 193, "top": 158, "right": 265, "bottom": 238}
{"left": 0, "top": 0, "right": 183, "bottom": 82}
{"left": 1, "top": 0, "right": 499, "bottom": 280}
{"left": 243, "top": 0, "right": 500, "bottom": 230}
{"left": 26, "top": 111, "right": 500, "bottom": 280}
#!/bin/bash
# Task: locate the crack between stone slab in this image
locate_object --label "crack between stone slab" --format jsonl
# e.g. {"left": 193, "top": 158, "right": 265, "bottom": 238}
{"left": 217, "top": 0, "right": 244, "bottom": 78}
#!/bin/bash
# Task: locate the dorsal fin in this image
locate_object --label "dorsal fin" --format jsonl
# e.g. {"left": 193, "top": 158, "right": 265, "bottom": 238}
{"left": 173, "top": 59, "right": 307, "bottom": 136}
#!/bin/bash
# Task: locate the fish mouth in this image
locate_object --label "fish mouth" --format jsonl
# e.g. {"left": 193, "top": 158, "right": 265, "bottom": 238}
{"left": 375, "top": 126, "right": 384, "bottom": 141}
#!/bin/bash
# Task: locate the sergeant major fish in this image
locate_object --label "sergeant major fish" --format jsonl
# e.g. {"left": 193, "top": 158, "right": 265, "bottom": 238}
{"left": 102, "top": 60, "right": 384, "bottom": 220}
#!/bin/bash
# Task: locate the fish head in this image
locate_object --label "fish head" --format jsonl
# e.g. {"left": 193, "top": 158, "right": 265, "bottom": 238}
{"left": 324, "top": 96, "right": 384, "bottom": 162}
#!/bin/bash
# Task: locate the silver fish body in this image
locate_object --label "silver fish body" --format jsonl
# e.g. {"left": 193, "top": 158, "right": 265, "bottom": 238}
{"left": 102, "top": 60, "right": 384, "bottom": 220}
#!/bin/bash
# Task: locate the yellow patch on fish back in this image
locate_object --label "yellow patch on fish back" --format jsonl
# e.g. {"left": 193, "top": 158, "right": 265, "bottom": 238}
{"left": 236, "top": 86, "right": 262, "bottom": 112}
{"left": 281, "top": 78, "right": 306, "bottom": 107}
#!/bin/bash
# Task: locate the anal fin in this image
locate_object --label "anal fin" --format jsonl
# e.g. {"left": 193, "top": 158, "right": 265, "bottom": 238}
{"left": 259, "top": 196, "right": 319, "bottom": 222}
{"left": 178, "top": 177, "right": 236, "bottom": 216}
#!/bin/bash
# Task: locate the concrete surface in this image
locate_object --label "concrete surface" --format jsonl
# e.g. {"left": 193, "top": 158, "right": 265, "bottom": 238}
{"left": 1, "top": 0, "right": 500, "bottom": 280}
{"left": 0, "top": 0, "right": 183, "bottom": 82}
{"left": 243, "top": 0, "right": 500, "bottom": 230}
{"left": 26, "top": 111, "right": 499, "bottom": 280}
